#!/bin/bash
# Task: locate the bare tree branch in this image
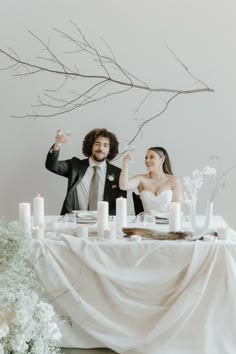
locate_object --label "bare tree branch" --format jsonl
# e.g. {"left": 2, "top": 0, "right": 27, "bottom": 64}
{"left": 113, "top": 92, "right": 181, "bottom": 160}
{"left": 210, "top": 163, "right": 236, "bottom": 201}
{"left": 165, "top": 44, "right": 210, "bottom": 89}
{"left": 0, "top": 23, "right": 214, "bottom": 145}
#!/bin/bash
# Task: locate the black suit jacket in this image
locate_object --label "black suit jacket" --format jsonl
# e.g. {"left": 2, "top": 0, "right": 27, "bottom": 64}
{"left": 45, "top": 148, "right": 126, "bottom": 215}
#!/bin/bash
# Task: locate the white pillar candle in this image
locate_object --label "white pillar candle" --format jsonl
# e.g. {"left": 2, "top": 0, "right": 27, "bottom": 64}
{"left": 116, "top": 197, "right": 127, "bottom": 234}
{"left": 19, "top": 202, "right": 31, "bottom": 233}
{"left": 97, "top": 201, "right": 109, "bottom": 237}
{"left": 169, "top": 202, "right": 181, "bottom": 232}
{"left": 104, "top": 227, "right": 116, "bottom": 240}
{"left": 33, "top": 194, "right": 44, "bottom": 228}
{"left": 217, "top": 226, "right": 230, "bottom": 240}
{"left": 76, "top": 224, "right": 89, "bottom": 238}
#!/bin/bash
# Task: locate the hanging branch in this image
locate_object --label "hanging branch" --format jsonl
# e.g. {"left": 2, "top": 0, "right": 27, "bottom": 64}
{"left": 210, "top": 162, "right": 236, "bottom": 201}
{"left": 0, "top": 21, "right": 214, "bottom": 144}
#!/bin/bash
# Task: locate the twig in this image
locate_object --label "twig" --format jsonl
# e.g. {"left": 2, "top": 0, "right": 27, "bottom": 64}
{"left": 210, "top": 163, "right": 236, "bottom": 201}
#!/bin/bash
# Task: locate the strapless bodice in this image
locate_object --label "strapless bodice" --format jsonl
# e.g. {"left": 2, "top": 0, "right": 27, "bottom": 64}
{"left": 140, "top": 190, "right": 172, "bottom": 213}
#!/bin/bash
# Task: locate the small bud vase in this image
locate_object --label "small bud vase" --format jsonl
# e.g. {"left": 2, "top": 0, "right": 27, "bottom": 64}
{"left": 189, "top": 201, "right": 213, "bottom": 233}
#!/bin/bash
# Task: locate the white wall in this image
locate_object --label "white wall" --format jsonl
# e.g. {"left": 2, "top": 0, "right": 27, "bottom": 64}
{"left": 0, "top": 0, "right": 235, "bottom": 227}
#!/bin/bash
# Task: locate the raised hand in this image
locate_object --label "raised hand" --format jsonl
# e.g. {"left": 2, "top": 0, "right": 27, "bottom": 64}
{"left": 122, "top": 151, "right": 134, "bottom": 165}
{"left": 54, "top": 129, "right": 71, "bottom": 150}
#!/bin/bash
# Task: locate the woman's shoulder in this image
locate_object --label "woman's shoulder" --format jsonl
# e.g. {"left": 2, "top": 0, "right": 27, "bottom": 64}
{"left": 166, "top": 174, "right": 181, "bottom": 186}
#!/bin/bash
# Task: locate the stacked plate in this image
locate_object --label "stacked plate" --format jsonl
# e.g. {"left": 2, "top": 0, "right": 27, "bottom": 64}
{"left": 150, "top": 210, "right": 169, "bottom": 224}
{"left": 72, "top": 211, "right": 98, "bottom": 224}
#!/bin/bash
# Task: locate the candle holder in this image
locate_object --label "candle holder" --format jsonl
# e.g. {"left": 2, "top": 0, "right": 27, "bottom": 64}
{"left": 76, "top": 224, "right": 89, "bottom": 238}
{"left": 217, "top": 226, "right": 230, "bottom": 240}
{"left": 104, "top": 227, "right": 116, "bottom": 240}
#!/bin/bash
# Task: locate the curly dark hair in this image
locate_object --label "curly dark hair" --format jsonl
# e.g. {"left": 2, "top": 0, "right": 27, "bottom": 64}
{"left": 82, "top": 128, "right": 119, "bottom": 161}
{"left": 148, "top": 146, "right": 173, "bottom": 175}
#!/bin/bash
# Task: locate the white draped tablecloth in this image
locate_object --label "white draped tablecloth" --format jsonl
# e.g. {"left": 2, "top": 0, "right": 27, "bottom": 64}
{"left": 30, "top": 216, "right": 236, "bottom": 354}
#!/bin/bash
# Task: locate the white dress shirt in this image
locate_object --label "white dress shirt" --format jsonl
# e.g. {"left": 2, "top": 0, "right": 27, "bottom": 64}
{"left": 76, "top": 158, "right": 107, "bottom": 210}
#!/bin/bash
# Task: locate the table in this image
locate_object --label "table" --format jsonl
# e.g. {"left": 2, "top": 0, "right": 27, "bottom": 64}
{"left": 30, "top": 216, "right": 236, "bottom": 354}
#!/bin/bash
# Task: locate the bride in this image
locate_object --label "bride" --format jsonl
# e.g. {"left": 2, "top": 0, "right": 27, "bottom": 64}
{"left": 119, "top": 146, "right": 183, "bottom": 214}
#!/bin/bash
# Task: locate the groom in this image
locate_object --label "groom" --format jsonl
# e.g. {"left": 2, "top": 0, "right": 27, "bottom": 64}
{"left": 45, "top": 128, "right": 126, "bottom": 215}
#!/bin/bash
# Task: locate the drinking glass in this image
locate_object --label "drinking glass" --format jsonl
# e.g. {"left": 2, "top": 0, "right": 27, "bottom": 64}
{"left": 123, "top": 144, "right": 136, "bottom": 163}
{"left": 124, "top": 144, "right": 136, "bottom": 152}
{"left": 57, "top": 129, "right": 72, "bottom": 147}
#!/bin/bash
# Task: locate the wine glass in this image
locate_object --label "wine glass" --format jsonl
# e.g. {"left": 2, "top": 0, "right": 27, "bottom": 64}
{"left": 123, "top": 144, "right": 136, "bottom": 152}
{"left": 123, "top": 144, "right": 136, "bottom": 163}
{"left": 61, "top": 129, "right": 72, "bottom": 137}
{"left": 57, "top": 129, "right": 72, "bottom": 147}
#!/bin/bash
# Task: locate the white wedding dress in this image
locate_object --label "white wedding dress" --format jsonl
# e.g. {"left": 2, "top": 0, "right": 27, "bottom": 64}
{"left": 140, "top": 190, "right": 173, "bottom": 214}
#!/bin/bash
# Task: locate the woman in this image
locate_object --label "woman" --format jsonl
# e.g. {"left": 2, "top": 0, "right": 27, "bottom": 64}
{"left": 119, "top": 147, "right": 183, "bottom": 214}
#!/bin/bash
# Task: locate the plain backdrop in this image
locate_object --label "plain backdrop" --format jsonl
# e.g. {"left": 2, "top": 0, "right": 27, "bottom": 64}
{"left": 0, "top": 0, "right": 235, "bottom": 227}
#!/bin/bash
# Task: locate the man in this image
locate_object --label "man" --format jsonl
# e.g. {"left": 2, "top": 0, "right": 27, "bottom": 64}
{"left": 45, "top": 128, "right": 126, "bottom": 215}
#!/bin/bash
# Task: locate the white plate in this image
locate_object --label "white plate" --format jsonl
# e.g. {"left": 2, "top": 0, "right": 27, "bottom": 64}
{"left": 72, "top": 211, "right": 97, "bottom": 223}
{"left": 150, "top": 209, "right": 169, "bottom": 219}
{"left": 155, "top": 218, "right": 169, "bottom": 224}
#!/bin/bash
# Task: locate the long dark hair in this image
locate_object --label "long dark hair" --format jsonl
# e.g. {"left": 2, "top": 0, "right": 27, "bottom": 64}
{"left": 82, "top": 128, "right": 119, "bottom": 161}
{"left": 148, "top": 147, "right": 173, "bottom": 175}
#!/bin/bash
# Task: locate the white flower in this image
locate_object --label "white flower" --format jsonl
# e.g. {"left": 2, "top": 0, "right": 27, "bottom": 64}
{"left": 52, "top": 330, "right": 62, "bottom": 342}
{"left": 202, "top": 166, "right": 216, "bottom": 176}
{"left": 48, "top": 322, "right": 62, "bottom": 341}
{"left": 0, "top": 322, "right": 9, "bottom": 339}
{"left": 0, "top": 308, "right": 12, "bottom": 323}
{"left": 107, "top": 174, "right": 115, "bottom": 181}
{"left": 11, "top": 334, "right": 28, "bottom": 352}
{"left": 0, "top": 220, "right": 62, "bottom": 354}
{"left": 13, "top": 309, "right": 29, "bottom": 327}
{"left": 0, "top": 343, "right": 4, "bottom": 354}
{"left": 34, "top": 301, "right": 55, "bottom": 321}
{"left": 183, "top": 165, "right": 216, "bottom": 204}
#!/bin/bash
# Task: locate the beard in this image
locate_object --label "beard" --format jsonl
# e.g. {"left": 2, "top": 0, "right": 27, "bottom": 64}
{"left": 92, "top": 151, "right": 108, "bottom": 162}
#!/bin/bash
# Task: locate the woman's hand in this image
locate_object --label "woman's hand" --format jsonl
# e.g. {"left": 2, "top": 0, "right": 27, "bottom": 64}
{"left": 122, "top": 151, "right": 134, "bottom": 165}
{"left": 119, "top": 152, "right": 141, "bottom": 191}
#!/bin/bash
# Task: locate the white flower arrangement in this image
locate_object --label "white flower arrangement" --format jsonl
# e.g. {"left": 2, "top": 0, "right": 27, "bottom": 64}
{"left": 0, "top": 219, "right": 62, "bottom": 354}
{"left": 183, "top": 166, "right": 216, "bottom": 205}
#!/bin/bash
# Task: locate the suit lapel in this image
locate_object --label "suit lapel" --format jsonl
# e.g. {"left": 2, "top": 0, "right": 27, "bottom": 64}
{"left": 71, "top": 159, "right": 89, "bottom": 189}
{"left": 104, "top": 162, "right": 118, "bottom": 199}
{"left": 104, "top": 162, "right": 110, "bottom": 198}
{"left": 79, "top": 159, "right": 89, "bottom": 182}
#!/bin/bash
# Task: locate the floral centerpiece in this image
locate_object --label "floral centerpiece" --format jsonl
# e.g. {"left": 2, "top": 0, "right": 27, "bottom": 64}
{"left": 0, "top": 220, "right": 62, "bottom": 354}
{"left": 183, "top": 166, "right": 216, "bottom": 205}
{"left": 183, "top": 166, "right": 216, "bottom": 232}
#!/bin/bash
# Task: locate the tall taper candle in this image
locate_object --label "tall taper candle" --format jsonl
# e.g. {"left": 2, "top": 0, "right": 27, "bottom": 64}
{"left": 169, "top": 202, "right": 181, "bottom": 232}
{"left": 116, "top": 197, "right": 127, "bottom": 234}
{"left": 97, "top": 201, "right": 109, "bottom": 237}
{"left": 33, "top": 194, "right": 44, "bottom": 228}
{"left": 19, "top": 202, "right": 31, "bottom": 232}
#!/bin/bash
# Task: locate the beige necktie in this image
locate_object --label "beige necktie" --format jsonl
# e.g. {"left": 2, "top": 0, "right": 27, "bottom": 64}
{"left": 88, "top": 166, "right": 99, "bottom": 210}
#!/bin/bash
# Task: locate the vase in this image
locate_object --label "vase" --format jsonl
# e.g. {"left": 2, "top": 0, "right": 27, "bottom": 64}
{"left": 189, "top": 201, "right": 213, "bottom": 233}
